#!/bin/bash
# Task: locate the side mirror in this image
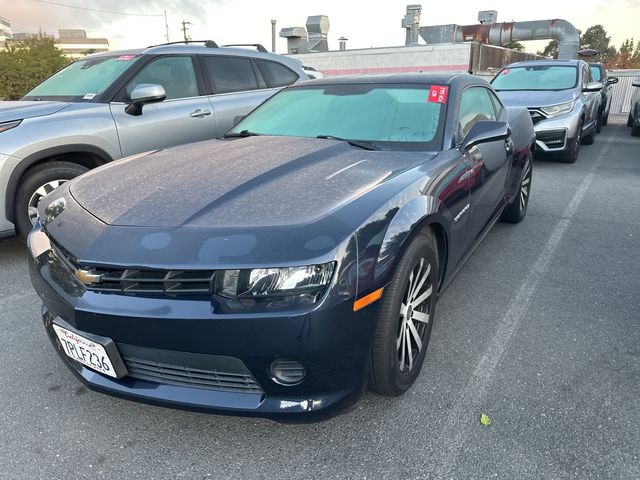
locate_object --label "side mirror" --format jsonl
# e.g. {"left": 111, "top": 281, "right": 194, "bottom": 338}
{"left": 125, "top": 84, "right": 166, "bottom": 116}
{"left": 583, "top": 81, "right": 603, "bottom": 92}
{"left": 606, "top": 76, "right": 619, "bottom": 85}
{"left": 632, "top": 79, "right": 640, "bottom": 88}
{"left": 461, "top": 121, "right": 510, "bottom": 151}
{"left": 232, "top": 115, "right": 246, "bottom": 127}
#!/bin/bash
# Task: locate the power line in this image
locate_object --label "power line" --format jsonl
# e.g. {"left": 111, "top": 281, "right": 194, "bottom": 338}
{"left": 32, "top": 0, "right": 164, "bottom": 17}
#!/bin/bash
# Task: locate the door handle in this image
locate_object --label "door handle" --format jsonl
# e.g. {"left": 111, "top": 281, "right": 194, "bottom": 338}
{"left": 190, "top": 109, "right": 212, "bottom": 118}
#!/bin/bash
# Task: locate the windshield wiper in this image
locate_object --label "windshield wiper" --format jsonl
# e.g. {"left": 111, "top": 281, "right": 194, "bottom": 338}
{"left": 223, "top": 130, "right": 261, "bottom": 138}
{"left": 316, "top": 135, "right": 380, "bottom": 151}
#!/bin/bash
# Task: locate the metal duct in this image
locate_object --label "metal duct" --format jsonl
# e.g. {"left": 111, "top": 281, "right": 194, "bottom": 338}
{"left": 306, "top": 15, "right": 330, "bottom": 52}
{"left": 420, "top": 19, "right": 580, "bottom": 59}
{"left": 280, "top": 26, "right": 308, "bottom": 54}
{"left": 402, "top": 5, "right": 422, "bottom": 45}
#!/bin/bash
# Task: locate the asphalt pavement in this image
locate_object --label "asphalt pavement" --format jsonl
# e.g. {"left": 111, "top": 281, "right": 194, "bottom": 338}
{"left": 1, "top": 124, "right": 638, "bottom": 479}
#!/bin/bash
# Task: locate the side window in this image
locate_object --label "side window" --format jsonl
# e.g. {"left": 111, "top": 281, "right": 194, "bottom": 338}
{"left": 488, "top": 90, "right": 504, "bottom": 119}
{"left": 126, "top": 56, "right": 198, "bottom": 100}
{"left": 256, "top": 60, "right": 299, "bottom": 88}
{"left": 203, "top": 56, "right": 259, "bottom": 94}
{"left": 457, "top": 87, "right": 497, "bottom": 141}
{"left": 583, "top": 65, "right": 591, "bottom": 87}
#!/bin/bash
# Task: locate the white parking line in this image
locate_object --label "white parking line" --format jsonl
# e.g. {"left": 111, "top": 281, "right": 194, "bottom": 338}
{"left": 432, "top": 134, "right": 616, "bottom": 477}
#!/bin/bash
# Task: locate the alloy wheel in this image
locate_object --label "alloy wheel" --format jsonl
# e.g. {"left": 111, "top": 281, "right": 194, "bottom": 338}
{"left": 27, "top": 179, "right": 68, "bottom": 225}
{"left": 397, "top": 257, "right": 433, "bottom": 373}
{"left": 519, "top": 157, "right": 532, "bottom": 213}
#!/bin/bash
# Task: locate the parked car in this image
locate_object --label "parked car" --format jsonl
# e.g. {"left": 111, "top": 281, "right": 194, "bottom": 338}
{"left": 627, "top": 78, "right": 640, "bottom": 137}
{"left": 0, "top": 41, "right": 308, "bottom": 239}
{"left": 588, "top": 62, "right": 619, "bottom": 130}
{"left": 29, "top": 73, "right": 535, "bottom": 420}
{"left": 491, "top": 59, "right": 603, "bottom": 163}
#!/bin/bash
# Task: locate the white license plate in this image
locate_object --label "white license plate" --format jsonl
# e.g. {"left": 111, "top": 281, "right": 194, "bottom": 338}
{"left": 53, "top": 324, "right": 118, "bottom": 378}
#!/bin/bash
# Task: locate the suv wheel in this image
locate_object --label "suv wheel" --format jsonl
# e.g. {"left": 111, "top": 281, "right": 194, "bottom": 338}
{"left": 558, "top": 120, "right": 582, "bottom": 163}
{"left": 595, "top": 111, "right": 603, "bottom": 133}
{"left": 15, "top": 161, "right": 89, "bottom": 238}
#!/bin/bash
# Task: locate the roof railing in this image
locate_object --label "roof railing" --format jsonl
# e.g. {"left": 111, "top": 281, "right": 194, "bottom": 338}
{"left": 147, "top": 40, "right": 219, "bottom": 48}
{"left": 221, "top": 43, "right": 268, "bottom": 53}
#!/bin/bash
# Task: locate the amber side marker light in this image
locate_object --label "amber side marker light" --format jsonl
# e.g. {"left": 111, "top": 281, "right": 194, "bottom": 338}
{"left": 353, "top": 287, "right": 384, "bottom": 312}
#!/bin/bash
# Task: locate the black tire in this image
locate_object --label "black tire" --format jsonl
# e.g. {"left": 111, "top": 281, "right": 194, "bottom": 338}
{"left": 501, "top": 151, "right": 532, "bottom": 223}
{"left": 582, "top": 126, "right": 596, "bottom": 145}
{"left": 632, "top": 125, "right": 640, "bottom": 137}
{"left": 602, "top": 111, "right": 609, "bottom": 126}
{"left": 558, "top": 120, "right": 582, "bottom": 163}
{"left": 369, "top": 229, "right": 439, "bottom": 396}
{"left": 14, "top": 161, "right": 88, "bottom": 238}
{"left": 628, "top": 114, "right": 633, "bottom": 128}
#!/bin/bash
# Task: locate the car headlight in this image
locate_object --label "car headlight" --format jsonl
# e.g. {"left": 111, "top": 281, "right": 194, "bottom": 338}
{"left": 541, "top": 101, "right": 574, "bottom": 118}
{"left": 0, "top": 120, "right": 22, "bottom": 134}
{"left": 214, "top": 262, "right": 336, "bottom": 312}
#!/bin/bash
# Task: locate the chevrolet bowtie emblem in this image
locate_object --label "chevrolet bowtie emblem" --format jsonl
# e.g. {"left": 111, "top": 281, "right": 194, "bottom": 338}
{"left": 74, "top": 268, "right": 102, "bottom": 285}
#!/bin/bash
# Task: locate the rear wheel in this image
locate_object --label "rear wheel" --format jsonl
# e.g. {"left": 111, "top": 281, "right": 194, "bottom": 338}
{"left": 602, "top": 110, "right": 609, "bottom": 126}
{"left": 501, "top": 152, "right": 532, "bottom": 223}
{"left": 632, "top": 125, "right": 640, "bottom": 137}
{"left": 14, "top": 161, "right": 88, "bottom": 238}
{"left": 369, "top": 230, "right": 439, "bottom": 396}
{"left": 595, "top": 112, "right": 603, "bottom": 133}
{"left": 582, "top": 125, "right": 596, "bottom": 145}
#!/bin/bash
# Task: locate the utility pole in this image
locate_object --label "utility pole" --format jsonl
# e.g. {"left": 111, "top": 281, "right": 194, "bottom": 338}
{"left": 181, "top": 20, "right": 192, "bottom": 42}
{"left": 271, "top": 19, "right": 276, "bottom": 52}
{"left": 164, "top": 10, "right": 169, "bottom": 42}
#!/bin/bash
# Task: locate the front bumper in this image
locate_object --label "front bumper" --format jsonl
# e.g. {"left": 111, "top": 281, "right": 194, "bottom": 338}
{"left": 29, "top": 229, "right": 380, "bottom": 421}
{"left": 531, "top": 109, "right": 582, "bottom": 152}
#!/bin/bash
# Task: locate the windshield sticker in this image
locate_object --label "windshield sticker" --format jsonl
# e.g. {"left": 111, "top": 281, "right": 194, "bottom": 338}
{"left": 501, "top": 68, "right": 510, "bottom": 75}
{"left": 428, "top": 85, "right": 449, "bottom": 104}
{"left": 83, "top": 93, "right": 96, "bottom": 100}
{"left": 117, "top": 55, "right": 136, "bottom": 61}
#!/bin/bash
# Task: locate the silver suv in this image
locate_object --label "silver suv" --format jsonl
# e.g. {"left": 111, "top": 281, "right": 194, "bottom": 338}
{"left": 0, "top": 41, "right": 307, "bottom": 238}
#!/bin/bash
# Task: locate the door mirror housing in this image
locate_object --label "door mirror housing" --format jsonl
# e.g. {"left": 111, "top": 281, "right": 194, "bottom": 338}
{"left": 125, "top": 84, "right": 167, "bottom": 116}
{"left": 632, "top": 79, "right": 640, "bottom": 88}
{"left": 606, "top": 76, "right": 619, "bottom": 85}
{"left": 460, "top": 121, "right": 510, "bottom": 151}
{"left": 583, "top": 81, "right": 603, "bottom": 92}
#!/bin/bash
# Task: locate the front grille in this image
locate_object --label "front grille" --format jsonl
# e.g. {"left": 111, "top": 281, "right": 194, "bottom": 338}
{"left": 536, "top": 130, "right": 567, "bottom": 149}
{"left": 118, "top": 343, "right": 264, "bottom": 394}
{"left": 85, "top": 267, "right": 216, "bottom": 295}
{"left": 528, "top": 109, "right": 547, "bottom": 125}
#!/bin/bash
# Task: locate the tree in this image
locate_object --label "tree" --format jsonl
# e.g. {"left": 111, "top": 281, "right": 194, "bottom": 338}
{"left": 0, "top": 36, "right": 70, "bottom": 100}
{"left": 504, "top": 41, "right": 525, "bottom": 52}
{"left": 538, "top": 40, "right": 558, "bottom": 59}
{"left": 607, "top": 38, "right": 640, "bottom": 69}
{"left": 579, "top": 25, "right": 617, "bottom": 64}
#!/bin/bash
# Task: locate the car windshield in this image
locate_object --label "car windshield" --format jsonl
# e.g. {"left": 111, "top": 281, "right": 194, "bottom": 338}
{"left": 23, "top": 54, "right": 139, "bottom": 101}
{"left": 589, "top": 65, "right": 602, "bottom": 81}
{"left": 491, "top": 65, "right": 578, "bottom": 91}
{"left": 229, "top": 83, "right": 447, "bottom": 151}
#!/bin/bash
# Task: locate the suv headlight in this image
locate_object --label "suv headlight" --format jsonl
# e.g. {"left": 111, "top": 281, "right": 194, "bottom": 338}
{"left": 0, "top": 120, "right": 22, "bottom": 134}
{"left": 214, "top": 262, "right": 336, "bottom": 312}
{"left": 541, "top": 101, "right": 574, "bottom": 118}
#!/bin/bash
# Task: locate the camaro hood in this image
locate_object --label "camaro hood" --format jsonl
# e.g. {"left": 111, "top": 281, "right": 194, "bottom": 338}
{"left": 0, "top": 101, "right": 70, "bottom": 123}
{"left": 70, "top": 136, "right": 433, "bottom": 229}
{"left": 496, "top": 90, "right": 577, "bottom": 108}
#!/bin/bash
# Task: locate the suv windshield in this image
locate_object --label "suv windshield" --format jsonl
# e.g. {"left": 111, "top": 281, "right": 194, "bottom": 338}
{"left": 23, "top": 54, "right": 139, "bottom": 101}
{"left": 229, "top": 84, "right": 446, "bottom": 151}
{"left": 589, "top": 65, "right": 602, "bottom": 81}
{"left": 491, "top": 65, "right": 578, "bottom": 91}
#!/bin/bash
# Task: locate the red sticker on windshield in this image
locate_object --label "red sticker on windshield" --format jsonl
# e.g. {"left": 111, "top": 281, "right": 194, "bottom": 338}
{"left": 117, "top": 55, "right": 136, "bottom": 61}
{"left": 501, "top": 68, "right": 510, "bottom": 75}
{"left": 428, "top": 85, "right": 449, "bottom": 104}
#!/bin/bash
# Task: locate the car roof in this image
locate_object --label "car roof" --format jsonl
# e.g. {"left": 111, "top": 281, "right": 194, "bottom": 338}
{"left": 502, "top": 59, "right": 584, "bottom": 68}
{"left": 80, "top": 43, "right": 303, "bottom": 71}
{"left": 293, "top": 72, "right": 488, "bottom": 88}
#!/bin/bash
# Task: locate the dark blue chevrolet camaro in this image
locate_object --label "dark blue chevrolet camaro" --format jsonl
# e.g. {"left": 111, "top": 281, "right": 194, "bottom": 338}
{"left": 28, "top": 74, "right": 535, "bottom": 420}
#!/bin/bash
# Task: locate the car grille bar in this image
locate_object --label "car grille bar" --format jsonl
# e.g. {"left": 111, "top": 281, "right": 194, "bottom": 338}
{"left": 86, "top": 268, "right": 216, "bottom": 295}
{"left": 117, "top": 344, "right": 265, "bottom": 394}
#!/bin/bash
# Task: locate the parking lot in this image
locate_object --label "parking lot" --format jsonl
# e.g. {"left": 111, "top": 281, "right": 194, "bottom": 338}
{"left": 0, "top": 124, "right": 638, "bottom": 479}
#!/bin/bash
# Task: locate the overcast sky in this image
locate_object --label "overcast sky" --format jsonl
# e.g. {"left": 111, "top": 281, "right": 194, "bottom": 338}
{"left": 3, "top": 0, "right": 640, "bottom": 53}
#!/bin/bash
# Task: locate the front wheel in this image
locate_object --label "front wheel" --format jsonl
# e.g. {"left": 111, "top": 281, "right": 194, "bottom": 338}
{"left": 558, "top": 120, "right": 582, "bottom": 163}
{"left": 14, "top": 161, "right": 89, "bottom": 238}
{"left": 501, "top": 152, "right": 532, "bottom": 223}
{"left": 369, "top": 230, "right": 439, "bottom": 396}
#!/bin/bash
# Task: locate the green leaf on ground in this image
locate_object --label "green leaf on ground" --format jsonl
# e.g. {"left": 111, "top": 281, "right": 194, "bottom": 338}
{"left": 480, "top": 413, "right": 492, "bottom": 426}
